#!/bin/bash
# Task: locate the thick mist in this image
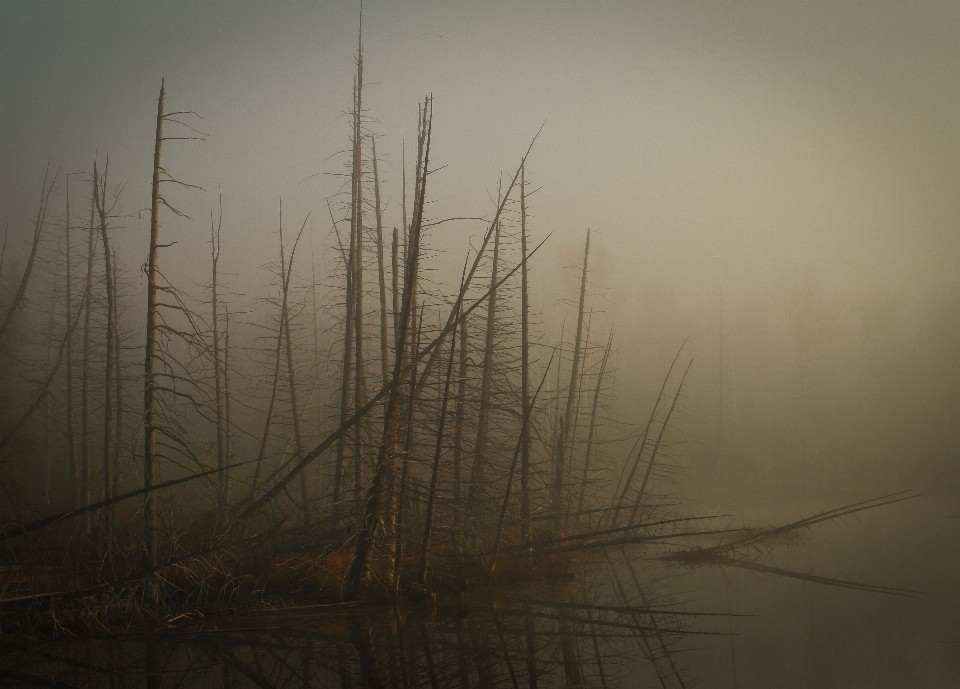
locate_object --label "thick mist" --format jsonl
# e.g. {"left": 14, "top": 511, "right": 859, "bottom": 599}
{"left": 2, "top": 2, "right": 959, "bottom": 686}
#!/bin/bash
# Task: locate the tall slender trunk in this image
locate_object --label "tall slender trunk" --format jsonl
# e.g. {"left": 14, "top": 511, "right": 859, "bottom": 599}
{"left": 578, "top": 330, "right": 613, "bottom": 518}
{"left": 556, "top": 229, "right": 590, "bottom": 528}
{"left": 279, "top": 219, "right": 308, "bottom": 524}
{"left": 211, "top": 206, "right": 226, "bottom": 513}
{"left": 566, "top": 314, "right": 592, "bottom": 521}
{"left": 64, "top": 175, "right": 78, "bottom": 507}
{"left": 0, "top": 165, "right": 55, "bottom": 349}
{"left": 419, "top": 315, "right": 457, "bottom": 585}
{"left": 401, "top": 141, "right": 408, "bottom": 275}
{"left": 466, "top": 217, "right": 501, "bottom": 529}
{"left": 488, "top": 355, "right": 554, "bottom": 577}
{"left": 372, "top": 138, "right": 390, "bottom": 391}
{"left": 391, "top": 226, "right": 400, "bottom": 342}
{"left": 144, "top": 79, "right": 165, "bottom": 580}
{"left": 393, "top": 303, "right": 420, "bottom": 596}
{"left": 42, "top": 256, "right": 61, "bottom": 507}
{"left": 223, "top": 304, "right": 233, "bottom": 508}
{"left": 519, "top": 162, "right": 531, "bottom": 544}
{"left": 95, "top": 160, "right": 116, "bottom": 537}
{"left": 112, "top": 249, "right": 122, "bottom": 499}
{"left": 348, "top": 98, "right": 431, "bottom": 598}
{"left": 250, "top": 294, "right": 285, "bottom": 503}
{"left": 81, "top": 167, "right": 96, "bottom": 521}
{"left": 351, "top": 61, "right": 367, "bottom": 516}
{"left": 451, "top": 316, "right": 468, "bottom": 553}
{"left": 334, "top": 202, "right": 356, "bottom": 513}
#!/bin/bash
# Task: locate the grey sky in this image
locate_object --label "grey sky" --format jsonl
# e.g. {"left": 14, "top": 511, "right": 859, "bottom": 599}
{"left": 4, "top": 2, "right": 960, "bottom": 472}
{"left": 3, "top": 1, "right": 959, "bottom": 294}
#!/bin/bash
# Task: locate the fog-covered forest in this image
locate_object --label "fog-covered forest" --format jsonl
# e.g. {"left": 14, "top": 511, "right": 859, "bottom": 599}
{"left": 2, "top": 2, "right": 959, "bottom": 686}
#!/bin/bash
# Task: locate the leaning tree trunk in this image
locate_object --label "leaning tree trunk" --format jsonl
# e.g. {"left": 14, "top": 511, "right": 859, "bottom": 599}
{"left": 0, "top": 166, "right": 55, "bottom": 349}
{"left": 372, "top": 137, "right": 390, "bottom": 390}
{"left": 519, "top": 162, "right": 531, "bottom": 544}
{"left": 578, "top": 330, "right": 613, "bottom": 518}
{"left": 280, "top": 231, "right": 309, "bottom": 525}
{"left": 556, "top": 229, "right": 590, "bottom": 530}
{"left": 143, "top": 79, "right": 165, "bottom": 586}
{"left": 467, "top": 217, "right": 502, "bottom": 533}
{"left": 347, "top": 97, "right": 431, "bottom": 599}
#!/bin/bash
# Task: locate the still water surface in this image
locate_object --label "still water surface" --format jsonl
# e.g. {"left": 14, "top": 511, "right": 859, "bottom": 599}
{"left": 4, "top": 496, "right": 957, "bottom": 688}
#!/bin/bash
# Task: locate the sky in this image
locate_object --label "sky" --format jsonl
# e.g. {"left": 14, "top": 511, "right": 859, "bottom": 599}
{"left": 4, "top": 0, "right": 960, "bottom": 500}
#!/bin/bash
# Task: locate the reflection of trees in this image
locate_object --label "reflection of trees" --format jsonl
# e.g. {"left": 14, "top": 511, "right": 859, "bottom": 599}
{"left": 1, "top": 549, "right": 721, "bottom": 689}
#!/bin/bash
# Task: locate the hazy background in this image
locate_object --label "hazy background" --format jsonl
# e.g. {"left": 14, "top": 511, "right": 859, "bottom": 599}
{"left": 3, "top": 0, "right": 960, "bottom": 508}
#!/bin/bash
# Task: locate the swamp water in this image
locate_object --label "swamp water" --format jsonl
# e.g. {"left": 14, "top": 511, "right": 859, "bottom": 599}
{"left": 3, "top": 496, "right": 956, "bottom": 688}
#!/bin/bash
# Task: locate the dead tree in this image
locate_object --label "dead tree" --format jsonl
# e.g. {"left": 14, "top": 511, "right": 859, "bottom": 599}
{"left": 466, "top": 217, "right": 501, "bottom": 530}
{"left": 578, "top": 330, "right": 613, "bottom": 518}
{"left": 279, "top": 212, "right": 310, "bottom": 524}
{"left": 556, "top": 229, "right": 590, "bottom": 529}
{"left": 519, "top": 162, "right": 531, "bottom": 544}
{"left": 418, "top": 306, "right": 457, "bottom": 586}
{"left": 210, "top": 202, "right": 226, "bottom": 512}
{"left": 0, "top": 165, "right": 56, "bottom": 350}
{"left": 93, "top": 159, "right": 118, "bottom": 536}
{"left": 350, "top": 42, "right": 367, "bottom": 516}
{"left": 372, "top": 137, "right": 390, "bottom": 389}
{"left": 80, "top": 167, "right": 96, "bottom": 517}
{"left": 347, "top": 97, "right": 431, "bottom": 598}
{"left": 64, "top": 175, "right": 78, "bottom": 506}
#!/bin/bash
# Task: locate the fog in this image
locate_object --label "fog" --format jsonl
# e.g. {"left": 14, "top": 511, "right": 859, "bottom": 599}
{"left": 2, "top": 2, "right": 959, "bottom": 685}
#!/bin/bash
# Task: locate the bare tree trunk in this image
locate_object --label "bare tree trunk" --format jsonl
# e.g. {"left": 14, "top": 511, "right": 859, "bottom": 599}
{"left": 143, "top": 79, "right": 165, "bottom": 583}
{"left": 279, "top": 217, "right": 309, "bottom": 525}
{"left": 0, "top": 166, "right": 55, "bottom": 349}
{"left": 519, "top": 162, "right": 531, "bottom": 544}
{"left": 372, "top": 137, "right": 390, "bottom": 390}
{"left": 578, "top": 330, "right": 613, "bottom": 518}
{"left": 628, "top": 361, "right": 692, "bottom": 524}
{"left": 466, "top": 217, "right": 501, "bottom": 531}
{"left": 211, "top": 204, "right": 226, "bottom": 514}
{"left": 451, "top": 315, "right": 468, "bottom": 554}
{"left": 351, "top": 61, "right": 367, "bottom": 517}
{"left": 565, "top": 314, "right": 592, "bottom": 522}
{"left": 250, "top": 293, "right": 285, "bottom": 503}
{"left": 401, "top": 140, "right": 408, "bottom": 277}
{"left": 223, "top": 304, "right": 233, "bottom": 508}
{"left": 42, "top": 258, "right": 60, "bottom": 508}
{"left": 347, "top": 98, "right": 431, "bottom": 599}
{"left": 251, "top": 205, "right": 307, "bottom": 512}
{"left": 392, "top": 303, "right": 420, "bottom": 597}
{"left": 418, "top": 314, "right": 457, "bottom": 586}
{"left": 488, "top": 355, "right": 554, "bottom": 577}
{"left": 556, "top": 229, "right": 590, "bottom": 529}
{"left": 64, "top": 175, "right": 78, "bottom": 508}
{"left": 334, "top": 202, "right": 355, "bottom": 513}
{"left": 112, "top": 248, "right": 122, "bottom": 501}
{"left": 391, "top": 226, "right": 400, "bottom": 343}
{"left": 94, "top": 160, "right": 116, "bottom": 538}
{"left": 81, "top": 167, "right": 96, "bottom": 523}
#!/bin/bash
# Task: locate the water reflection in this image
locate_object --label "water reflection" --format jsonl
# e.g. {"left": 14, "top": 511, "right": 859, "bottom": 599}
{"left": 1, "top": 548, "right": 731, "bottom": 688}
{"left": 5, "top": 495, "right": 958, "bottom": 688}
